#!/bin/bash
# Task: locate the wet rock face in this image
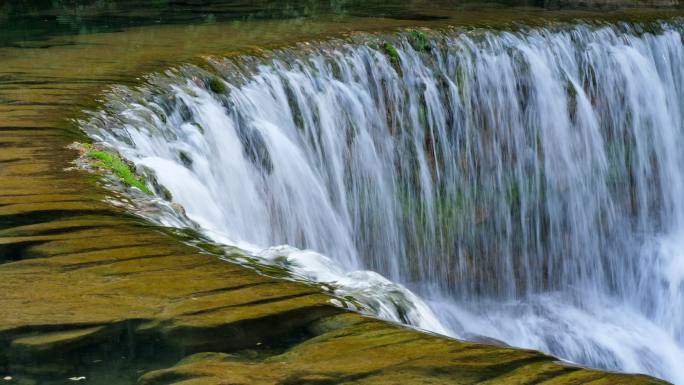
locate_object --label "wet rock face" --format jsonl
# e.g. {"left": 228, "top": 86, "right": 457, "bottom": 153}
{"left": 139, "top": 314, "right": 669, "bottom": 385}
{"left": 0, "top": 210, "right": 671, "bottom": 385}
{"left": 0, "top": 214, "right": 342, "bottom": 383}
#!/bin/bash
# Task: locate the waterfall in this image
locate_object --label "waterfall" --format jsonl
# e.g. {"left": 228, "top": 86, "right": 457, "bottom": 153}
{"left": 83, "top": 22, "right": 684, "bottom": 383}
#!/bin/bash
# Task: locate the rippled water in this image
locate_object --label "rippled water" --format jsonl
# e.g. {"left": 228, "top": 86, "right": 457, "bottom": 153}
{"left": 84, "top": 22, "right": 684, "bottom": 383}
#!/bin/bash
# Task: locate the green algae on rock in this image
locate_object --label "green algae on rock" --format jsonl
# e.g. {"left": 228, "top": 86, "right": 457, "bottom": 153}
{"left": 87, "top": 151, "right": 152, "bottom": 195}
{"left": 138, "top": 313, "right": 670, "bottom": 385}
{"left": 383, "top": 43, "right": 400, "bottom": 65}
{"left": 69, "top": 143, "right": 152, "bottom": 195}
{"left": 208, "top": 77, "right": 227, "bottom": 94}
{"left": 408, "top": 29, "right": 431, "bottom": 52}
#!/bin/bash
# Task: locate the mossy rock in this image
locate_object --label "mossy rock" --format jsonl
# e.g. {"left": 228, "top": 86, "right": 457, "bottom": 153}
{"left": 383, "top": 43, "right": 400, "bottom": 64}
{"left": 139, "top": 314, "right": 669, "bottom": 385}
{"left": 408, "top": 29, "right": 431, "bottom": 52}
{"left": 208, "top": 77, "right": 226, "bottom": 94}
{"left": 86, "top": 148, "right": 152, "bottom": 195}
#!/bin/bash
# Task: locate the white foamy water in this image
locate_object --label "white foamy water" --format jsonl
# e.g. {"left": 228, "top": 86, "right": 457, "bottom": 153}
{"left": 84, "top": 23, "right": 684, "bottom": 383}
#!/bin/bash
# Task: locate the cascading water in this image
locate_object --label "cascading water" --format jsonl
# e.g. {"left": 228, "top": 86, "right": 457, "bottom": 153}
{"left": 83, "top": 22, "right": 684, "bottom": 383}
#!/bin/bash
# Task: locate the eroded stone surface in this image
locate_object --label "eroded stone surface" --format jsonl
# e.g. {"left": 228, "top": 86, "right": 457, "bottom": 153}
{"left": 139, "top": 314, "right": 668, "bottom": 385}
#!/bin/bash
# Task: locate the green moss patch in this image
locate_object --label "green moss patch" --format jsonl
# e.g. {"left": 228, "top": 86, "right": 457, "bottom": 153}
{"left": 408, "top": 30, "right": 430, "bottom": 52}
{"left": 383, "top": 43, "right": 400, "bottom": 64}
{"left": 208, "top": 76, "right": 227, "bottom": 94}
{"left": 87, "top": 150, "right": 152, "bottom": 195}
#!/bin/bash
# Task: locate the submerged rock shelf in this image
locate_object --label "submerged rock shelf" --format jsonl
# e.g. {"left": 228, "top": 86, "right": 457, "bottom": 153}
{"left": 0, "top": 215, "right": 668, "bottom": 384}
{"left": 0, "top": 143, "right": 669, "bottom": 384}
{"left": 0, "top": 8, "right": 681, "bottom": 385}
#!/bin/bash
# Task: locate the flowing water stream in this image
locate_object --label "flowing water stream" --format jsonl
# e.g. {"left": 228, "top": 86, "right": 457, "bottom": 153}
{"left": 83, "top": 22, "right": 684, "bottom": 383}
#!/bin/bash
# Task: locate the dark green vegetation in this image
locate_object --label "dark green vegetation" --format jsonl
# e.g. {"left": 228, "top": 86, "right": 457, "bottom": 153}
{"left": 408, "top": 29, "right": 431, "bottom": 51}
{"left": 383, "top": 42, "right": 400, "bottom": 63}
{"left": 207, "top": 77, "right": 227, "bottom": 94}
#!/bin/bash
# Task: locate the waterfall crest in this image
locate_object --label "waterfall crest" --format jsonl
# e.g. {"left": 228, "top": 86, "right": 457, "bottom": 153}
{"left": 83, "top": 22, "right": 684, "bottom": 383}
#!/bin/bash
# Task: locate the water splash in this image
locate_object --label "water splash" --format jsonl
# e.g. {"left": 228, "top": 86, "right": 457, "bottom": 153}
{"left": 83, "top": 23, "right": 684, "bottom": 383}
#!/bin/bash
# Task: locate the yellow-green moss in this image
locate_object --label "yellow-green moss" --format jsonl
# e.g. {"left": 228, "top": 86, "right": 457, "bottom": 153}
{"left": 87, "top": 150, "right": 152, "bottom": 195}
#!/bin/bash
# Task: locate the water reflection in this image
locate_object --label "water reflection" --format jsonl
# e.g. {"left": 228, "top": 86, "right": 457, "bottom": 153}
{"left": 0, "top": 0, "right": 447, "bottom": 46}
{"left": 3, "top": 0, "right": 680, "bottom": 47}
